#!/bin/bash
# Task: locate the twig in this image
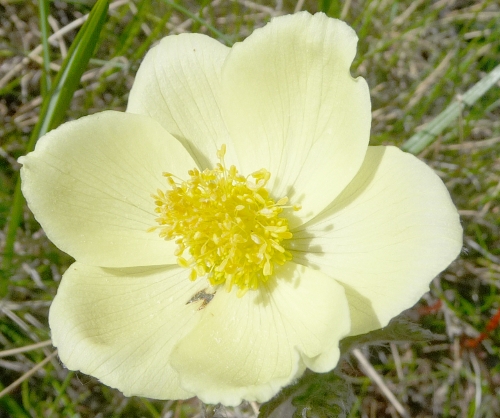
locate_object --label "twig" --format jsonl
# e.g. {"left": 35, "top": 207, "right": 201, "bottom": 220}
{"left": 407, "top": 50, "right": 454, "bottom": 109}
{"left": 390, "top": 343, "right": 404, "bottom": 381}
{"left": 340, "top": 0, "right": 352, "bottom": 20}
{"left": 0, "top": 340, "right": 53, "bottom": 358}
{"left": 352, "top": 348, "right": 410, "bottom": 418}
{"left": 439, "top": 136, "right": 500, "bottom": 150}
{"left": 234, "top": 0, "right": 278, "bottom": 15}
{"left": 465, "top": 237, "right": 500, "bottom": 264}
{"left": 468, "top": 350, "right": 482, "bottom": 418}
{"left": 293, "top": 0, "right": 305, "bottom": 13}
{"left": 0, "top": 350, "right": 58, "bottom": 398}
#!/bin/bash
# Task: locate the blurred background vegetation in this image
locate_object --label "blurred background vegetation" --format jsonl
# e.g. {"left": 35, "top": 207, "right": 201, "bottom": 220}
{"left": 0, "top": 0, "right": 499, "bottom": 417}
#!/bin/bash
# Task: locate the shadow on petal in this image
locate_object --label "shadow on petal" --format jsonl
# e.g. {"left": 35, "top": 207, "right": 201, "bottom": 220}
{"left": 286, "top": 147, "right": 385, "bottom": 258}
{"left": 253, "top": 261, "right": 301, "bottom": 307}
{"left": 341, "top": 283, "right": 382, "bottom": 336}
{"left": 307, "top": 146, "right": 386, "bottom": 224}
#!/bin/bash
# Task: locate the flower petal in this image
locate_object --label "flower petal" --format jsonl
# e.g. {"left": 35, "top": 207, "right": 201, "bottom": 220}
{"left": 127, "top": 33, "right": 236, "bottom": 170}
{"left": 20, "top": 111, "right": 196, "bottom": 267}
{"left": 221, "top": 12, "right": 371, "bottom": 227}
{"left": 49, "top": 262, "right": 208, "bottom": 399}
{"left": 289, "top": 146, "right": 463, "bottom": 336}
{"left": 170, "top": 262, "right": 350, "bottom": 406}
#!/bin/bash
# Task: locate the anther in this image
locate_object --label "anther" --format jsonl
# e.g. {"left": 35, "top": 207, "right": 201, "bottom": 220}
{"left": 150, "top": 146, "right": 297, "bottom": 295}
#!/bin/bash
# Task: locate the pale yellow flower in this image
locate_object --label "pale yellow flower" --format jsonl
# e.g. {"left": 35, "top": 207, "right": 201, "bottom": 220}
{"left": 19, "top": 12, "right": 462, "bottom": 406}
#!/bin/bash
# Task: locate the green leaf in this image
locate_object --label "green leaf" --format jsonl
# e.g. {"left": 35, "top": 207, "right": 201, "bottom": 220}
{"left": 33, "top": 0, "right": 110, "bottom": 141}
{"left": 259, "top": 370, "right": 354, "bottom": 418}
{"left": 1, "top": 0, "right": 110, "bottom": 276}
{"left": 38, "top": 0, "right": 52, "bottom": 95}
{"left": 260, "top": 317, "right": 434, "bottom": 417}
{"left": 340, "top": 316, "right": 437, "bottom": 355}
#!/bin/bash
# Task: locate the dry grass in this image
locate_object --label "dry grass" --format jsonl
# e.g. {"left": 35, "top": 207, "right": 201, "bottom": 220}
{"left": 1, "top": 0, "right": 499, "bottom": 417}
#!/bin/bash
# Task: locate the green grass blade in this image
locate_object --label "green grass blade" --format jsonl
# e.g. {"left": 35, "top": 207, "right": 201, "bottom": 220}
{"left": 115, "top": 0, "right": 149, "bottom": 57}
{"left": 32, "top": 0, "right": 110, "bottom": 143}
{"left": 1, "top": 181, "right": 23, "bottom": 288}
{"left": 160, "top": 0, "right": 232, "bottom": 45}
{"left": 402, "top": 63, "right": 500, "bottom": 155}
{"left": 38, "top": 0, "right": 52, "bottom": 95}
{"left": 0, "top": 393, "right": 30, "bottom": 418}
{"left": 320, "top": 0, "right": 333, "bottom": 13}
{"left": 1, "top": 0, "right": 110, "bottom": 275}
{"left": 132, "top": 10, "right": 173, "bottom": 61}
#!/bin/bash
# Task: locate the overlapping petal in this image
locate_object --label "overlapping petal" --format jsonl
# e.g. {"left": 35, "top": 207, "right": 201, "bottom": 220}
{"left": 289, "top": 146, "right": 462, "bottom": 336}
{"left": 49, "top": 263, "right": 208, "bottom": 399}
{"left": 127, "top": 33, "right": 237, "bottom": 170}
{"left": 20, "top": 111, "right": 196, "bottom": 267}
{"left": 170, "top": 262, "right": 350, "bottom": 406}
{"left": 220, "top": 12, "right": 371, "bottom": 227}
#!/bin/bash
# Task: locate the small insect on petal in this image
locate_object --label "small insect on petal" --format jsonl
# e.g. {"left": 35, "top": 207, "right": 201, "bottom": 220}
{"left": 186, "top": 289, "right": 217, "bottom": 310}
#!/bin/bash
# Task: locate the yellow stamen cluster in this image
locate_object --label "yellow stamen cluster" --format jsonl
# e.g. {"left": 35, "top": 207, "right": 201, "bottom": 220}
{"left": 150, "top": 145, "right": 298, "bottom": 297}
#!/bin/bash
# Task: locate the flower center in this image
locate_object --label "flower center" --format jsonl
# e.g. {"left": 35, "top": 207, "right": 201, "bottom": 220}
{"left": 150, "top": 145, "right": 298, "bottom": 297}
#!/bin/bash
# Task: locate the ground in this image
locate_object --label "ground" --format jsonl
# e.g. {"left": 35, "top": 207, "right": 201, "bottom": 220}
{"left": 0, "top": 0, "right": 499, "bottom": 417}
